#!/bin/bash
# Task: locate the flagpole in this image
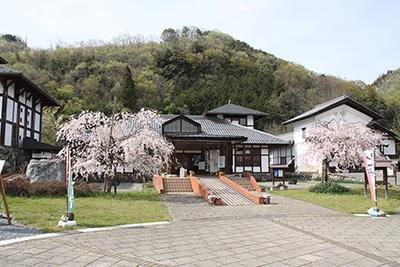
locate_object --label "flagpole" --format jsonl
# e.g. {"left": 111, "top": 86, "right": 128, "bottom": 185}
{"left": 374, "top": 149, "right": 378, "bottom": 208}
{"left": 66, "top": 146, "right": 69, "bottom": 217}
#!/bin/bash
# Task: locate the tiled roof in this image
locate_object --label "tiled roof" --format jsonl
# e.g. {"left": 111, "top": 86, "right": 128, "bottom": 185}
{"left": 205, "top": 102, "right": 268, "bottom": 117}
{"left": 160, "top": 115, "right": 289, "bottom": 145}
{"left": 0, "top": 65, "right": 20, "bottom": 73}
{"left": 283, "top": 95, "right": 383, "bottom": 125}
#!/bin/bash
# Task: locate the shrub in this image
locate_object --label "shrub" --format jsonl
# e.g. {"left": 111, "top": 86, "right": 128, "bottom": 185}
{"left": 3, "top": 177, "right": 30, "bottom": 196}
{"left": 309, "top": 181, "right": 351, "bottom": 194}
{"left": 3, "top": 178, "right": 100, "bottom": 197}
{"left": 74, "top": 181, "right": 100, "bottom": 197}
{"left": 29, "top": 181, "right": 66, "bottom": 197}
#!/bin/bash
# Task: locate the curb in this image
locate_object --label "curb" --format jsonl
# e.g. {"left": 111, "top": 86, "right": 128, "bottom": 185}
{"left": 0, "top": 221, "right": 170, "bottom": 247}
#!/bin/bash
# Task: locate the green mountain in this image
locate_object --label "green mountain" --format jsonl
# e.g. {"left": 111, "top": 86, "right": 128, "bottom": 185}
{"left": 371, "top": 69, "right": 400, "bottom": 135}
{"left": 0, "top": 27, "right": 398, "bottom": 137}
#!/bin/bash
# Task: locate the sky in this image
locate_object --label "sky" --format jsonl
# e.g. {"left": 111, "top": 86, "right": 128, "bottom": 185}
{"left": 2, "top": 0, "right": 400, "bottom": 84}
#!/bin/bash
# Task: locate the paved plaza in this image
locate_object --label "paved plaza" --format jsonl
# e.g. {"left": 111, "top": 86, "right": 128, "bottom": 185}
{"left": 1, "top": 192, "right": 399, "bottom": 266}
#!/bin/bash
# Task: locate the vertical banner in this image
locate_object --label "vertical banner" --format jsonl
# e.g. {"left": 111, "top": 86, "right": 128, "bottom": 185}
{"left": 362, "top": 149, "right": 376, "bottom": 202}
{"left": 210, "top": 150, "right": 220, "bottom": 173}
{"left": 66, "top": 146, "right": 74, "bottom": 212}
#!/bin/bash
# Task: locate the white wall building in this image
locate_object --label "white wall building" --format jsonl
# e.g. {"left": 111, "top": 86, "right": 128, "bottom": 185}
{"left": 283, "top": 95, "right": 398, "bottom": 175}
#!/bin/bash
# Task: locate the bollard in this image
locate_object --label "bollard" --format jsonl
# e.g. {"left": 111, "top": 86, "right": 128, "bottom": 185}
{"left": 208, "top": 195, "right": 216, "bottom": 205}
{"left": 263, "top": 193, "right": 270, "bottom": 204}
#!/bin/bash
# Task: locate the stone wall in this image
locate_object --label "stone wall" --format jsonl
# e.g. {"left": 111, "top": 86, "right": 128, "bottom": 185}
{"left": 0, "top": 146, "right": 26, "bottom": 174}
{"left": 26, "top": 158, "right": 66, "bottom": 183}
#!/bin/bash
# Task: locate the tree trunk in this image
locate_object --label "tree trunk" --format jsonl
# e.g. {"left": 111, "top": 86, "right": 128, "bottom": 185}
{"left": 322, "top": 159, "right": 329, "bottom": 184}
{"left": 104, "top": 175, "right": 112, "bottom": 193}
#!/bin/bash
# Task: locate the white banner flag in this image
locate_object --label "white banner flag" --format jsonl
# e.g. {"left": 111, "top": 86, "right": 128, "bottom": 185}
{"left": 362, "top": 149, "right": 376, "bottom": 202}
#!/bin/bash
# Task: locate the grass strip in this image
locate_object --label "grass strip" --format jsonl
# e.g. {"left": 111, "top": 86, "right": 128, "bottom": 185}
{"left": 271, "top": 186, "right": 400, "bottom": 215}
{"left": 6, "top": 189, "right": 171, "bottom": 232}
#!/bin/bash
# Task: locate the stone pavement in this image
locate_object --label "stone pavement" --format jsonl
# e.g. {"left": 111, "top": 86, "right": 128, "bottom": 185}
{"left": 1, "top": 192, "right": 399, "bottom": 266}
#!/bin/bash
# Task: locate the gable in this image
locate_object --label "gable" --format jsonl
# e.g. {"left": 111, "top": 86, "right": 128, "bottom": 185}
{"left": 162, "top": 115, "right": 201, "bottom": 134}
{"left": 283, "top": 95, "right": 382, "bottom": 125}
{"left": 314, "top": 105, "right": 374, "bottom": 125}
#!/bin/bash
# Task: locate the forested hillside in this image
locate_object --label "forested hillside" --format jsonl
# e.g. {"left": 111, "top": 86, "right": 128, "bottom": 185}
{"left": 0, "top": 27, "right": 398, "bottom": 139}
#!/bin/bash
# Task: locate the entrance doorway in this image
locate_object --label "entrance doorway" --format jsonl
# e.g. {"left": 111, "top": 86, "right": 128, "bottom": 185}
{"left": 175, "top": 153, "right": 203, "bottom": 174}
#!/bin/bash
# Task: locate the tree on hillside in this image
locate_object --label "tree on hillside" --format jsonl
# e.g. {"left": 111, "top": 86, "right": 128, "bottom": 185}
{"left": 299, "top": 118, "right": 386, "bottom": 183}
{"left": 57, "top": 109, "right": 174, "bottom": 192}
{"left": 0, "top": 34, "right": 26, "bottom": 52}
{"left": 119, "top": 66, "right": 137, "bottom": 112}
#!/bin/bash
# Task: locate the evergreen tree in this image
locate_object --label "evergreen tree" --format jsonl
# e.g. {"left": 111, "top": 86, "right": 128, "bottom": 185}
{"left": 120, "top": 66, "right": 137, "bottom": 112}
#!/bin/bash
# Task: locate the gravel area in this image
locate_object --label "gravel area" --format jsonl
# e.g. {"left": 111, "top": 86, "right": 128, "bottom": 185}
{"left": 0, "top": 218, "right": 43, "bottom": 241}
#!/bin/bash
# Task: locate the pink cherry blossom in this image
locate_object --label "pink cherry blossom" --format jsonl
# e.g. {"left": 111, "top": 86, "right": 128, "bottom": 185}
{"left": 57, "top": 109, "right": 174, "bottom": 191}
{"left": 299, "top": 118, "right": 386, "bottom": 180}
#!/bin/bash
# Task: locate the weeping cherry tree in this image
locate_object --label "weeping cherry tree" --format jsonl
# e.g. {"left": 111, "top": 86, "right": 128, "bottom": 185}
{"left": 299, "top": 118, "right": 386, "bottom": 183}
{"left": 57, "top": 109, "right": 174, "bottom": 192}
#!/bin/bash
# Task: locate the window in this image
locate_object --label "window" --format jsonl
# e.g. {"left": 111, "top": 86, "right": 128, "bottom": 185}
{"left": 253, "top": 155, "right": 261, "bottom": 166}
{"left": 271, "top": 147, "right": 291, "bottom": 165}
{"left": 245, "top": 155, "right": 252, "bottom": 166}
{"left": 182, "top": 120, "right": 198, "bottom": 132}
{"left": 234, "top": 145, "right": 261, "bottom": 168}
{"left": 302, "top": 127, "right": 307, "bottom": 139}
{"left": 235, "top": 155, "right": 243, "bottom": 167}
{"left": 239, "top": 117, "right": 246, "bottom": 126}
{"left": 164, "top": 120, "right": 180, "bottom": 133}
{"left": 163, "top": 116, "right": 200, "bottom": 134}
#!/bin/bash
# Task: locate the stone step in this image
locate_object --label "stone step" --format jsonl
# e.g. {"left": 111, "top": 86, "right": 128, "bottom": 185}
{"left": 197, "top": 176, "right": 256, "bottom": 206}
{"left": 228, "top": 177, "right": 256, "bottom": 191}
{"left": 163, "top": 177, "right": 193, "bottom": 193}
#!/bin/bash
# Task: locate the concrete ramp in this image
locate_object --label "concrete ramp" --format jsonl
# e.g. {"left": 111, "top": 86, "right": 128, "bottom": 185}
{"left": 197, "top": 176, "right": 256, "bottom": 206}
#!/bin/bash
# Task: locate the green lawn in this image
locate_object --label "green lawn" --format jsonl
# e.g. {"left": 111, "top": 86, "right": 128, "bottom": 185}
{"left": 271, "top": 186, "right": 400, "bottom": 215}
{"left": 6, "top": 189, "right": 171, "bottom": 232}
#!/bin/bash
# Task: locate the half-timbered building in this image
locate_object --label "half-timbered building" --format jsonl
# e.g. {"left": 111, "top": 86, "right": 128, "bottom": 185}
{"left": 0, "top": 57, "right": 60, "bottom": 173}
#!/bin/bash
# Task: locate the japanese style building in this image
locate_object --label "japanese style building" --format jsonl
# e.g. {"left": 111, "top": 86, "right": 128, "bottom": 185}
{"left": 0, "top": 57, "right": 60, "bottom": 173}
{"left": 282, "top": 95, "right": 399, "bottom": 176}
{"left": 161, "top": 101, "right": 291, "bottom": 175}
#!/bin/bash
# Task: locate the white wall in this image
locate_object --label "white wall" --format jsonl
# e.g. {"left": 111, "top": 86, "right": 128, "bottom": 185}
{"left": 4, "top": 123, "right": 12, "bottom": 146}
{"left": 8, "top": 83, "right": 14, "bottom": 98}
{"left": 34, "top": 112, "right": 41, "bottom": 132}
{"left": 315, "top": 105, "right": 373, "bottom": 125}
{"left": 261, "top": 148, "right": 269, "bottom": 172}
{"left": 6, "top": 98, "right": 14, "bottom": 121}
{"left": 383, "top": 138, "right": 396, "bottom": 156}
{"left": 247, "top": 115, "right": 254, "bottom": 128}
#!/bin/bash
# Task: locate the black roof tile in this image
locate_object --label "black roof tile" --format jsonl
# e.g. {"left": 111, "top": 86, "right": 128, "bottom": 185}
{"left": 205, "top": 102, "right": 268, "bottom": 117}
{"left": 160, "top": 115, "right": 289, "bottom": 145}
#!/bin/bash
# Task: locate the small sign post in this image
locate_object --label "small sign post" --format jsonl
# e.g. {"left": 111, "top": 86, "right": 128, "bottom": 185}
{"left": 59, "top": 146, "right": 77, "bottom": 227}
{"left": 66, "top": 146, "right": 74, "bottom": 215}
{"left": 0, "top": 160, "right": 12, "bottom": 225}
